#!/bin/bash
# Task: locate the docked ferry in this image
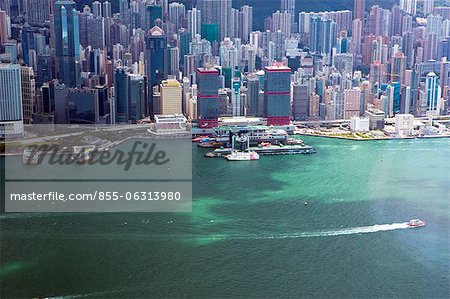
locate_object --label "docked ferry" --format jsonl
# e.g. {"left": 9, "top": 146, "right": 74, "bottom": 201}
{"left": 226, "top": 151, "right": 260, "bottom": 161}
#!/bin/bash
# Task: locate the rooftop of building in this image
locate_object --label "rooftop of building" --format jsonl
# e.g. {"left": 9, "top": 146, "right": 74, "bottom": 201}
{"left": 161, "top": 78, "right": 181, "bottom": 87}
{"left": 197, "top": 67, "right": 219, "bottom": 74}
{"left": 264, "top": 64, "right": 291, "bottom": 72}
{"left": 149, "top": 26, "right": 164, "bottom": 36}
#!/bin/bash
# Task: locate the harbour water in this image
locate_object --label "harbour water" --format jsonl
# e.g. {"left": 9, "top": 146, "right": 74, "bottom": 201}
{"left": 1, "top": 137, "right": 449, "bottom": 298}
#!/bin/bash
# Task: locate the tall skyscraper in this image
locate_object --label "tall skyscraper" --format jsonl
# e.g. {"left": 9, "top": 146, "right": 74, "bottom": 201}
{"left": 53, "top": 0, "right": 80, "bottom": 87}
{"left": 160, "top": 78, "right": 182, "bottom": 115}
{"left": 67, "top": 88, "right": 100, "bottom": 124}
{"left": 169, "top": 47, "right": 180, "bottom": 76}
{"left": 102, "top": 1, "right": 112, "bottom": 18}
{"left": 197, "top": 0, "right": 232, "bottom": 41}
{"left": 231, "top": 77, "right": 242, "bottom": 116}
{"left": 87, "top": 15, "right": 105, "bottom": 49}
{"left": 298, "top": 12, "right": 311, "bottom": 34}
{"left": 92, "top": 1, "right": 101, "bottom": 18}
{"left": 391, "top": 52, "right": 406, "bottom": 83}
{"left": 114, "top": 67, "right": 148, "bottom": 123}
{"left": 292, "top": 82, "right": 309, "bottom": 121}
{"left": 21, "top": 23, "right": 34, "bottom": 66}
{"left": 119, "top": 0, "right": 130, "bottom": 26}
{"left": 247, "top": 76, "right": 260, "bottom": 116}
{"left": 145, "top": 26, "right": 168, "bottom": 115}
{"left": 368, "top": 5, "right": 391, "bottom": 36}
{"left": 353, "top": 0, "right": 365, "bottom": 21}
{"left": 426, "top": 72, "right": 441, "bottom": 114}
{"left": 281, "top": 0, "right": 295, "bottom": 15}
{"left": 239, "top": 5, "right": 253, "bottom": 43}
{"left": 145, "top": 4, "right": 163, "bottom": 30}
{"left": 400, "top": 0, "right": 417, "bottom": 15}
{"left": 344, "top": 88, "right": 361, "bottom": 119}
{"left": 0, "top": 64, "right": 23, "bottom": 137}
{"left": 0, "top": 0, "right": 10, "bottom": 16}
{"left": 264, "top": 64, "right": 291, "bottom": 125}
{"left": 114, "top": 67, "right": 129, "bottom": 123}
{"left": 168, "top": 2, "right": 186, "bottom": 31}
{"left": 0, "top": 9, "right": 8, "bottom": 44}
{"left": 281, "top": 0, "right": 295, "bottom": 33}
{"left": 351, "top": 19, "right": 362, "bottom": 55}
{"left": 187, "top": 7, "right": 201, "bottom": 39}
{"left": 128, "top": 74, "right": 147, "bottom": 121}
{"left": 309, "top": 17, "right": 338, "bottom": 65}
{"left": 196, "top": 66, "right": 220, "bottom": 128}
{"left": 20, "top": 66, "right": 35, "bottom": 124}
{"left": 272, "top": 10, "right": 292, "bottom": 37}
{"left": 26, "top": 0, "right": 51, "bottom": 26}
{"left": 334, "top": 53, "right": 354, "bottom": 78}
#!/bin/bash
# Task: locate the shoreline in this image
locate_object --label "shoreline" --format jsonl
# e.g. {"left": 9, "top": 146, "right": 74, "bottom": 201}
{"left": 296, "top": 132, "right": 450, "bottom": 141}
{"left": 1, "top": 132, "right": 449, "bottom": 157}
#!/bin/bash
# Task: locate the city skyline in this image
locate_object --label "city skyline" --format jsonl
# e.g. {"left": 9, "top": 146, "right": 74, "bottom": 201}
{"left": 0, "top": 0, "right": 449, "bottom": 136}
{"left": 1, "top": 1, "right": 450, "bottom": 298}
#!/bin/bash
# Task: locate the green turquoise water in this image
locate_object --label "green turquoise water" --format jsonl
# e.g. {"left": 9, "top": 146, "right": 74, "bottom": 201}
{"left": 1, "top": 137, "right": 449, "bottom": 298}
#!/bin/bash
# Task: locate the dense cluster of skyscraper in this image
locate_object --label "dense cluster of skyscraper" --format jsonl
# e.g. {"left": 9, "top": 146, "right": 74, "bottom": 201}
{"left": 0, "top": 0, "right": 449, "bottom": 136}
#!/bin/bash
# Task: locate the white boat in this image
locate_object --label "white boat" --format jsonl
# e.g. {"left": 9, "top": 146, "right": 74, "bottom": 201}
{"left": 226, "top": 151, "right": 260, "bottom": 161}
{"left": 407, "top": 219, "right": 426, "bottom": 227}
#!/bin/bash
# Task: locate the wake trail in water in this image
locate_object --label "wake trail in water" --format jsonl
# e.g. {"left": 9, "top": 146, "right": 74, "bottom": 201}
{"left": 198, "top": 222, "right": 412, "bottom": 241}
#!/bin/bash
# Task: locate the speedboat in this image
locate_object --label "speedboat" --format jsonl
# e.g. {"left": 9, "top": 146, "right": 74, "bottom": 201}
{"left": 407, "top": 219, "right": 426, "bottom": 227}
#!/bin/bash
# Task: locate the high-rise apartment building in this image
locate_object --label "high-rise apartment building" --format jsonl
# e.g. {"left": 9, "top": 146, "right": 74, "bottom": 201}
{"left": 354, "top": 0, "right": 366, "bottom": 21}
{"left": 187, "top": 7, "right": 201, "bottom": 39}
{"left": 197, "top": 0, "right": 232, "bottom": 41}
{"left": 400, "top": 0, "right": 417, "bottom": 15}
{"left": 26, "top": 0, "right": 51, "bottom": 26}
{"left": 309, "top": 17, "right": 338, "bottom": 65}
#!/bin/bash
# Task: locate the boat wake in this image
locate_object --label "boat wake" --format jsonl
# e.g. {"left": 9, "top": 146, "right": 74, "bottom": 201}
{"left": 266, "top": 222, "right": 411, "bottom": 239}
{"left": 196, "top": 222, "right": 412, "bottom": 242}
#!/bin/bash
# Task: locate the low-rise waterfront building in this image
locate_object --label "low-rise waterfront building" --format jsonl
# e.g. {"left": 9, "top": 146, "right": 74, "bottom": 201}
{"left": 395, "top": 114, "right": 414, "bottom": 137}
{"left": 365, "top": 107, "right": 385, "bottom": 130}
{"left": 350, "top": 117, "right": 369, "bottom": 132}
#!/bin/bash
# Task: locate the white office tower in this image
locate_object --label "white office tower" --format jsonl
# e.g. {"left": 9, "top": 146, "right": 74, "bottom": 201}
{"left": 232, "top": 77, "right": 242, "bottom": 116}
{"left": 425, "top": 72, "right": 441, "bottom": 115}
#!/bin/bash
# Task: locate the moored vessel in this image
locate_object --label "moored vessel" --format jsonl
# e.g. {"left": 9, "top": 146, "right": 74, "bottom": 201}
{"left": 226, "top": 151, "right": 260, "bottom": 161}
